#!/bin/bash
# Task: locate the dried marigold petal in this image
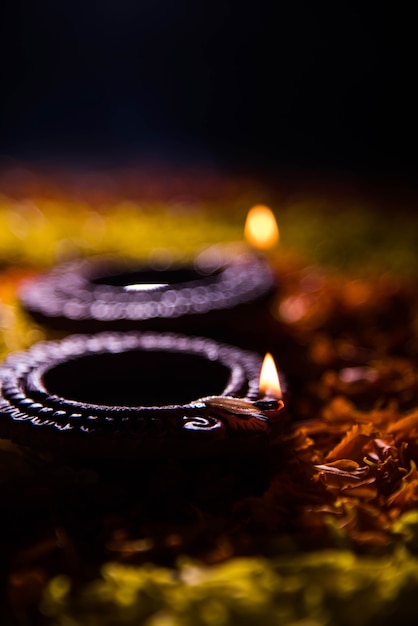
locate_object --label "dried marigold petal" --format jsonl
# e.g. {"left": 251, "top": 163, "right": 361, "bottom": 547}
{"left": 321, "top": 459, "right": 360, "bottom": 471}
{"left": 314, "top": 464, "right": 370, "bottom": 493}
{"left": 363, "top": 437, "right": 399, "bottom": 462}
{"left": 387, "top": 410, "right": 418, "bottom": 443}
{"left": 339, "top": 480, "right": 378, "bottom": 501}
{"left": 326, "top": 424, "right": 375, "bottom": 463}
{"left": 387, "top": 462, "right": 418, "bottom": 510}
{"left": 356, "top": 402, "right": 402, "bottom": 428}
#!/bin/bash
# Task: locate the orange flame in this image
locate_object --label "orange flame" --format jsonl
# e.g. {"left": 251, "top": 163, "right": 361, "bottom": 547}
{"left": 259, "top": 352, "right": 282, "bottom": 399}
{"left": 244, "top": 205, "right": 279, "bottom": 250}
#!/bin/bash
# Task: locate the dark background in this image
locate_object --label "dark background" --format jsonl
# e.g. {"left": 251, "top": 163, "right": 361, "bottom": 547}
{"left": 0, "top": 1, "right": 417, "bottom": 178}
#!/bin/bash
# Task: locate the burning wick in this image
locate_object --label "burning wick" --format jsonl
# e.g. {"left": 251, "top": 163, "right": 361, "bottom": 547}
{"left": 124, "top": 283, "right": 169, "bottom": 292}
{"left": 259, "top": 352, "right": 282, "bottom": 400}
{"left": 190, "top": 353, "right": 284, "bottom": 428}
{"left": 244, "top": 205, "right": 279, "bottom": 250}
{"left": 195, "top": 352, "right": 284, "bottom": 416}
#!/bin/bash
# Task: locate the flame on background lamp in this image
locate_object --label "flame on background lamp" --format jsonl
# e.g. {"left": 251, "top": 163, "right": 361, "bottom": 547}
{"left": 259, "top": 352, "right": 282, "bottom": 399}
{"left": 244, "top": 205, "right": 279, "bottom": 250}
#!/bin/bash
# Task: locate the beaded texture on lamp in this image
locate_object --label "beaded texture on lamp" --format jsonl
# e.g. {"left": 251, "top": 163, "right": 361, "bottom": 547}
{"left": 18, "top": 246, "right": 275, "bottom": 332}
{"left": 0, "top": 332, "right": 284, "bottom": 459}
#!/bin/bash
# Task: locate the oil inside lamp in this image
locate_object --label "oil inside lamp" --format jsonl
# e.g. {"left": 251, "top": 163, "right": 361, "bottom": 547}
{"left": 244, "top": 205, "right": 279, "bottom": 250}
{"left": 124, "top": 283, "right": 169, "bottom": 292}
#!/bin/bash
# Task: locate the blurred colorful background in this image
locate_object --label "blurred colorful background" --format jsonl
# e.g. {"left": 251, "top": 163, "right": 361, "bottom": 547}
{"left": 2, "top": 3, "right": 418, "bottom": 625}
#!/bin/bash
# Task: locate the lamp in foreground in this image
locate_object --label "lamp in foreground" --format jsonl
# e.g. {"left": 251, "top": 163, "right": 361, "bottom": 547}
{"left": 0, "top": 332, "right": 285, "bottom": 459}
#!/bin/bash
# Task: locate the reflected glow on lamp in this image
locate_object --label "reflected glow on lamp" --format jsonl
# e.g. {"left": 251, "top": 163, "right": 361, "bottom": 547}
{"left": 259, "top": 352, "right": 282, "bottom": 399}
{"left": 244, "top": 205, "right": 279, "bottom": 250}
{"left": 124, "top": 283, "right": 169, "bottom": 292}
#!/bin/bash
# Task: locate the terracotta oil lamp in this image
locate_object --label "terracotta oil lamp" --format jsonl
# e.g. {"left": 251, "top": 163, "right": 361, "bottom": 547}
{"left": 0, "top": 331, "right": 284, "bottom": 459}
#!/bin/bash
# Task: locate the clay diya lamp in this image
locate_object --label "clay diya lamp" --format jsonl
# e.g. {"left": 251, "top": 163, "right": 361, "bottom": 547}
{"left": 0, "top": 331, "right": 285, "bottom": 460}
{"left": 18, "top": 245, "right": 275, "bottom": 335}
